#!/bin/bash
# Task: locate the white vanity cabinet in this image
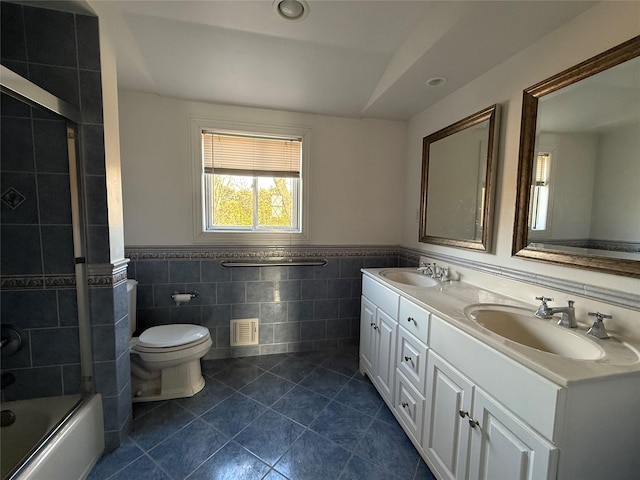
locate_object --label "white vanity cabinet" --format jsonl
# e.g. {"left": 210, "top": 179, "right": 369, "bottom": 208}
{"left": 359, "top": 276, "right": 399, "bottom": 404}
{"left": 424, "top": 350, "right": 557, "bottom": 480}
{"left": 425, "top": 315, "right": 559, "bottom": 480}
{"left": 360, "top": 271, "right": 640, "bottom": 480}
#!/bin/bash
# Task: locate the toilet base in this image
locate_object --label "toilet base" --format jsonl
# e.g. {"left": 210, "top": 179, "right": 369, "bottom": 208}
{"left": 131, "top": 359, "right": 206, "bottom": 403}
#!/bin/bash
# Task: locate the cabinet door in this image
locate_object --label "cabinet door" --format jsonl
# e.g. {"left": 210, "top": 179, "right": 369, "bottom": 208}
{"left": 374, "top": 308, "right": 397, "bottom": 403}
{"left": 468, "top": 388, "right": 558, "bottom": 480}
{"left": 359, "top": 296, "right": 377, "bottom": 375}
{"left": 423, "top": 351, "right": 474, "bottom": 480}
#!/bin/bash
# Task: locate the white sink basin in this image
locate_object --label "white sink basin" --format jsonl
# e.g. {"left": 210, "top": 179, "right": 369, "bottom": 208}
{"left": 379, "top": 269, "right": 439, "bottom": 288}
{"left": 464, "top": 304, "right": 605, "bottom": 360}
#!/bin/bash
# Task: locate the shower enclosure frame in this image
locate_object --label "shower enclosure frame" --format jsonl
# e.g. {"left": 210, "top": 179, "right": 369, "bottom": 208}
{"left": 1, "top": 65, "right": 98, "bottom": 478}
{"left": 1, "top": 65, "right": 94, "bottom": 393}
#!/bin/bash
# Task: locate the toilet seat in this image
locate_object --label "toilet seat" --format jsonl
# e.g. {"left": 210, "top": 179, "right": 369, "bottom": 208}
{"left": 136, "top": 324, "right": 209, "bottom": 348}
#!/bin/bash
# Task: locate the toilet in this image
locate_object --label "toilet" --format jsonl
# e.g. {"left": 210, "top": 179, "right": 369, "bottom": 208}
{"left": 126, "top": 279, "right": 212, "bottom": 402}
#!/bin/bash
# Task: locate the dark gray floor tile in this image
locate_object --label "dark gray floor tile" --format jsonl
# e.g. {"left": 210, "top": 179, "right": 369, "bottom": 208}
{"left": 240, "top": 353, "right": 289, "bottom": 369}
{"left": 375, "top": 402, "right": 398, "bottom": 426}
{"left": 268, "top": 356, "right": 316, "bottom": 383}
{"left": 148, "top": 419, "right": 228, "bottom": 479}
{"left": 240, "top": 372, "right": 296, "bottom": 406}
{"left": 274, "top": 430, "right": 351, "bottom": 480}
{"left": 339, "top": 454, "right": 402, "bottom": 480}
{"left": 214, "top": 363, "right": 264, "bottom": 389}
{"left": 334, "top": 378, "right": 383, "bottom": 416}
{"left": 299, "top": 367, "right": 350, "bottom": 398}
{"left": 188, "top": 441, "right": 271, "bottom": 480}
{"left": 358, "top": 419, "right": 420, "bottom": 479}
{"left": 309, "top": 401, "right": 374, "bottom": 452}
{"left": 131, "top": 400, "right": 166, "bottom": 420}
{"left": 177, "top": 377, "right": 234, "bottom": 415}
{"left": 322, "top": 352, "right": 360, "bottom": 377}
{"left": 108, "top": 455, "right": 170, "bottom": 480}
{"left": 235, "top": 409, "right": 305, "bottom": 465}
{"left": 263, "top": 469, "right": 289, "bottom": 480}
{"left": 131, "top": 402, "right": 196, "bottom": 451}
{"left": 272, "top": 385, "right": 330, "bottom": 426}
{"left": 201, "top": 392, "right": 266, "bottom": 436}
{"left": 86, "top": 438, "right": 143, "bottom": 480}
{"left": 414, "top": 458, "right": 438, "bottom": 480}
{"left": 290, "top": 349, "right": 333, "bottom": 365}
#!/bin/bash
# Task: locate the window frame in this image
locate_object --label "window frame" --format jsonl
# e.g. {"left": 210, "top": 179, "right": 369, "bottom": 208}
{"left": 191, "top": 117, "right": 310, "bottom": 245}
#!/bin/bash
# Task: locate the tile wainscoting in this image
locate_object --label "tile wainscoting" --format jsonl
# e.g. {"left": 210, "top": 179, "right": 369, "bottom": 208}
{"left": 126, "top": 246, "right": 414, "bottom": 359}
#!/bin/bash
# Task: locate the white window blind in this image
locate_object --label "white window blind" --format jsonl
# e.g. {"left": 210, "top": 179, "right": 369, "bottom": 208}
{"left": 534, "top": 153, "right": 551, "bottom": 185}
{"left": 203, "top": 132, "right": 302, "bottom": 178}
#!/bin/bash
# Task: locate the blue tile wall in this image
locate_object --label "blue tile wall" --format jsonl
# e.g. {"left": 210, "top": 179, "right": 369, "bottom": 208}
{"left": 1, "top": 0, "right": 130, "bottom": 450}
{"left": 127, "top": 255, "right": 399, "bottom": 359}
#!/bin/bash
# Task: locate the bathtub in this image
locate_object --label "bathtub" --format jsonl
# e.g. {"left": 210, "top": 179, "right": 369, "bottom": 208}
{"left": 1, "top": 394, "right": 104, "bottom": 480}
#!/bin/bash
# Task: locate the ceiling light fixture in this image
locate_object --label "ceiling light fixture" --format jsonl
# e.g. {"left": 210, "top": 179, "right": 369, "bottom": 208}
{"left": 273, "top": 0, "right": 309, "bottom": 22}
{"left": 426, "top": 77, "right": 447, "bottom": 87}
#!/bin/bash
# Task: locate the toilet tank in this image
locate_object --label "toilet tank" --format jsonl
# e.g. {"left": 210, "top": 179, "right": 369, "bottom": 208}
{"left": 127, "top": 279, "right": 138, "bottom": 337}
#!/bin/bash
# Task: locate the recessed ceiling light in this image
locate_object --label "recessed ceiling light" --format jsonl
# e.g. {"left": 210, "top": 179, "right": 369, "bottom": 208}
{"left": 426, "top": 77, "right": 447, "bottom": 87}
{"left": 273, "top": 0, "right": 309, "bottom": 22}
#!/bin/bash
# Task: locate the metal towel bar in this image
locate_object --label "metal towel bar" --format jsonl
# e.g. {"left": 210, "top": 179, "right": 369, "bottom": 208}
{"left": 220, "top": 258, "right": 327, "bottom": 267}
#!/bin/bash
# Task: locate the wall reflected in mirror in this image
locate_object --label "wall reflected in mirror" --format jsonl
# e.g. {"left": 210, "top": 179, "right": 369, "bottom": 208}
{"left": 513, "top": 35, "right": 640, "bottom": 277}
{"left": 419, "top": 104, "right": 500, "bottom": 252}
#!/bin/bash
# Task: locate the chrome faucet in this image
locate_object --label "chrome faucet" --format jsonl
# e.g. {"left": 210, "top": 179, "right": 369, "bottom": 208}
{"left": 587, "top": 312, "right": 612, "bottom": 339}
{"left": 549, "top": 300, "right": 577, "bottom": 328}
{"left": 417, "top": 262, "right": 435, "bottom": 277}
{"left": 534, "top": 297, "right": 577, "bottom": 328}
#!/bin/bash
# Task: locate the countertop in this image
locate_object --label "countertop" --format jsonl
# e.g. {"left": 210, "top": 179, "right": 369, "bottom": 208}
{"left": 362, "top": 268, "right": 640, "bottom": 387}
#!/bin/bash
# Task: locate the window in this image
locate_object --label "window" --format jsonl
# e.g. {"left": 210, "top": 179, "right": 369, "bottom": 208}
{"left": 530, "top": 152, "right": 551, "bottom": 231}
{"left": 192, "top": 118, "right": 310, "bottom": 244}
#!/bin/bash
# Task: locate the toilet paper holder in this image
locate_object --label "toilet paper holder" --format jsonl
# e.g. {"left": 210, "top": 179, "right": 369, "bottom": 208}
{"left": 172, "top": 291, "right": 199, "bottom": 305}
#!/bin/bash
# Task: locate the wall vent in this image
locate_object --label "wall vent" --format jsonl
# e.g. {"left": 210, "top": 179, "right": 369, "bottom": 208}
{"left": 230, "top": 319, "right": 259, "bottom": 346}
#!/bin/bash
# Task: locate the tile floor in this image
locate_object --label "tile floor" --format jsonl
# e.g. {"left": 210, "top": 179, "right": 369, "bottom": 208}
{"left": 87, "top": 347, "right": 437, "bottom": 480}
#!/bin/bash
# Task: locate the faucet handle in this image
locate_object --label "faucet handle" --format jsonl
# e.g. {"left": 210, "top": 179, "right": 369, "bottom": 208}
{"left": 535, "top": 296, "right": 554, "bottom": 305}
{"left": 587, "top": 312, "right": 612, "bottom": 339}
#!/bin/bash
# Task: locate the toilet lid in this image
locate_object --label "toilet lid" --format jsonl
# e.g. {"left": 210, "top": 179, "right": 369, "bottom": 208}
{"left": 137, "top": 324, "right": 209, "bottom": 348}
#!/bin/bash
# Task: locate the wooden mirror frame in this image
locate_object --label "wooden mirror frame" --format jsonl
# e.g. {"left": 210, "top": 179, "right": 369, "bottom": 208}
{"left": 419, "top": 104, "right": 501, "bottom": 251}
{"left": 512, "top": 35, "right": 640, "bottom": 278}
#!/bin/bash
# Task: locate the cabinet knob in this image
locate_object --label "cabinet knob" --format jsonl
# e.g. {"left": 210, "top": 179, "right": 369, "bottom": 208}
{"left": 370, "top": 322, "right": 376, "bottom": 327}
{"left": 469, "top": 418, "right": 480, "bottom": 428}
{"left": 373, "top": 325, "right": 379, "bottom": 331}
{"left": 407, "top": 317, "right": 417, "bottom": 325}
{"left": 459, "top": 410, "right": 469, "bottom": 418}
{"left": 402, "top": 402, "right": 409, "bottom": 408}
{"left": 404, "top": 355, "right": 412, "bottom": 363}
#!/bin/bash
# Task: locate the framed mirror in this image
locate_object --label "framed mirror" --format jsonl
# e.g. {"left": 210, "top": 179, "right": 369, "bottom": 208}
{"left": 419, "top": 104, "right": 501, "bottom": 251}
{"left": 513, "top": 35, "right": 640, "bottom": 278}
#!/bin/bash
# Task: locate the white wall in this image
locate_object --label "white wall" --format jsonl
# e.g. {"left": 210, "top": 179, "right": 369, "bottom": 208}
{"left": 118, "top": 92, "right": 407, "bottom": 246}
{"left": 538, "top": 132, "right": 597, "bottom": 241}
{"left": 403, "top": 2, "right": 640, "bottom": 296}
{"left": 591, "top": 121, "right": 640, "bottom": 241}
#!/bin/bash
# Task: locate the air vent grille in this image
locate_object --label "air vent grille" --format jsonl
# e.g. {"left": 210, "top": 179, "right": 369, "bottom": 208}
{"left": 230, "top": 319, "right": 259, "bottom": 346}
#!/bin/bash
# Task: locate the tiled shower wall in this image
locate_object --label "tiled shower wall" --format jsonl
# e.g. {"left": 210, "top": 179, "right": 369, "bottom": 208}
{"left": 0, "top": 90, "right": 82, "bottom": 400}
{"left": 1, "top": 1, "right": 131, "bottom": 449}
{"left": 127, "top": 250, "right": 413, "bottom": 358}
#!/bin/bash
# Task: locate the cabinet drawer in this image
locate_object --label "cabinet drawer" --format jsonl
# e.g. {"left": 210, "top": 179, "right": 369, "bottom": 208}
{"left": 399, "top": 297, "right": 430, "bottom": 342}
{"left": 394, "top": 370, "right": 425, "bottom": 443}
{"left": 397, "top": 326, "right": 428, "bottom": 395}
{"left": 363, "top": 275, "right": 399, "bottom": 318}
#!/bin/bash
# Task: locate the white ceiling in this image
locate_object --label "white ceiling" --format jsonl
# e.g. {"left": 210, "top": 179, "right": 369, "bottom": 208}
{"left": 93, "top": 0, "right": 596, "bottom": 120}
